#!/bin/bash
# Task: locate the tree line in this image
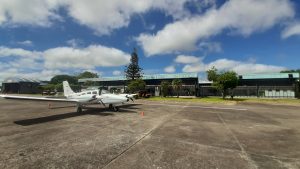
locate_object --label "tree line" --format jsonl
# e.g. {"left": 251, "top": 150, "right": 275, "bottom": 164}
{"left": 42, "top": 71, "right": 98, "bottom": 92}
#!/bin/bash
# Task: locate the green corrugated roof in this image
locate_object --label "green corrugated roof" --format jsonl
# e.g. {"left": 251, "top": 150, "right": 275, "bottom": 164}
{"left": 79, "top": 73, "right": 198, "bottom": 82}
{"left": 241, "top": 73, "right": 300, "bottom": 79}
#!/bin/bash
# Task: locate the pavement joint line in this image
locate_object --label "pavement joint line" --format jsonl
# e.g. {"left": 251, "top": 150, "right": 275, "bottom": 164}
{"left": 101, "top": 102, "right": 190, "bottom": 169}
{"left": 145, "top": 136, "right": 244, "bottom": 156}
{"left": 248, "top": 152, "right": 300, "bottom": 161}
{"left": 216, "top": 112, "right": 259, "bottom": 169}
{"left": 144, "top": 103, "right": 248, "bottom": 111}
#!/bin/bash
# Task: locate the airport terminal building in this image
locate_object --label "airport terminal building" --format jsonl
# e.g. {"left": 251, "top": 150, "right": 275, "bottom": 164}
{"left": 79, "top": 72, "right": 300, "bottom": 98}
{"left": 79, "top": 73, "right": 199, "bottom": 97}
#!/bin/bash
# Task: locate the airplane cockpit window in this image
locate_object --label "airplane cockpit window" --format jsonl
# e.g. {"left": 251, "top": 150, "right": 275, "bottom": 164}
{"left": 87, "top": 92, "right": 91, "bottom": 94}
{"left": 92, "top": 91, "right": 97, "bottom": 95}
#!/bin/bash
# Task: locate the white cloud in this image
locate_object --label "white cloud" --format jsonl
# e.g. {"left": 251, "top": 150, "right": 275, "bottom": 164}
{"left": 137, "top": 0, "right": 294, "bottom": 56}
{"left": 66, "top": 39, "right": 83, "bottom": 47}
{"left": 181, "top": 58, "right": 285, "bottom": 74}
{"left": 64, "top": 0, "right": 192, "bottom": 35}
{"left": 113, "top": 70, "right": 122, "bottom": 76}
{"left": 0, "top": 0, "right": 193, "bottom": 35}
{"left": 232, "top": 63, "right": 285, "bottom": 74}
{"left": 175, "top": 55, "right": 202, "bottom": 64}
{"left": 183, "top": 63, "right": 206, "bottom": 73}
{"left": 0, "top": 45, "right": 130, "bottom": 82}
{"left": 186, "top": 0, "right": 217, "bottom": 14}
{"left": 0, "top": 68, "right": 62, "bottom": 83}
{"left": 18, "top": 69, "right": 63, "bottom": 80}
{"left": 282, "top": 22, "right": 300, "bottom": 38}
{"left": 198, "top": 41, "right": 222, "bottom": 54}
{"left": 17, "top": 40, "right": 33, "bottom": 46}
{"left": 44, "top": 45, "right": 130, "bottom": 69}
{"left": 0, "top": 46, "right": 41, "bottom": 58}
{"left": 0, "top": 0, "right": 63, "bottom": 26}
{"left": 164, "top": 65, "right": 176, "bottom": 73}
{"left": 9, "top": 58, "right": 41, "bottom": 70}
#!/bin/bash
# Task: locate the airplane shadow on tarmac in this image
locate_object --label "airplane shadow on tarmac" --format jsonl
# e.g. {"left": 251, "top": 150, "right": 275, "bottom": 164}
{"left": 14, "top": 103, "right": 141, "bottom": 126}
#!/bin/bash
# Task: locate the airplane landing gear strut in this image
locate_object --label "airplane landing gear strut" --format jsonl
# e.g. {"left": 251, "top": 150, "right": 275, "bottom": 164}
{"left": 76, "top": 105, "right": 82, "bottom": 113}
{"left": 109, "top": 104, "right": 119, "bottom": 112}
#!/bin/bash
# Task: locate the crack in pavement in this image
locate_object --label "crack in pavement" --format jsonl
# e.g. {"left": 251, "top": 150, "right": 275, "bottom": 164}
{"left": 101, "top": 102, "right": 190, "bottom": 169}
{"left": 216, "top": 112, "right": 258, "bottom": 169}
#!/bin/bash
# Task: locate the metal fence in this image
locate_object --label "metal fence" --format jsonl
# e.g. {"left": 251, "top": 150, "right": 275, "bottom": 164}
{"left": 199, "top": 85, "right": 297, "bottom": 98}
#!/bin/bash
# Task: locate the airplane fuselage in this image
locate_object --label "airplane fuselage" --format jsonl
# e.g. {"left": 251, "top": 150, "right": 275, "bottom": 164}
{"left": 66, "top": 90, "right": 99, "bottom": 103}
{"left": 66, "top": 90, "right": 128, "bottom": 104}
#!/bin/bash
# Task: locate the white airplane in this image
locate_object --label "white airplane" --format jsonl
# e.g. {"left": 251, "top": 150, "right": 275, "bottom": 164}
{"left": 0, "top": 81, "right": 129, "bottom": 113}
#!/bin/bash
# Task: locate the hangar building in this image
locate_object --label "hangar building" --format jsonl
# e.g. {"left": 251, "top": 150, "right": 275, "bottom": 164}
{"left": 79, "top": 73, "right": 199, "bottom": 96}
{"left": 79, "top": 72, "right": 300, "bottom": 98}
{"left": 1, "top": 78, "right": 41, "bottom": 94}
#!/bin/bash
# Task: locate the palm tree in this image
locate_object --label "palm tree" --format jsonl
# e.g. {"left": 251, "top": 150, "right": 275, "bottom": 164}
{"left": 172, "top": 79, "right": 182, "bottom": 98}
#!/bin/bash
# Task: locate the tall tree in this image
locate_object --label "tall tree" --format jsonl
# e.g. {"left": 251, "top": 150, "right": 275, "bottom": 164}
{"left": 124, "top": 48, "right": 143, "bottom": 80}
{"left": 172, "top": 79, "right": 182, "bottom": 98}
{"left": 206, "top": 68, "right": 238, "bottom": 99}
{"left": 50, "top": 75, "right": 77, "bottom": 85}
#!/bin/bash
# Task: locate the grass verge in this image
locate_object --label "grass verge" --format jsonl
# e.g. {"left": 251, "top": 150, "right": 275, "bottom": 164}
{"left": 145, "top": 96, "right": 300, "bottom": 105}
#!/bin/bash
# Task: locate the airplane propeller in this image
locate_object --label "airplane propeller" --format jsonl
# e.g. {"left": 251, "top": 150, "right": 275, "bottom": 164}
{"left": 124, "top": 95, "right": 134, "bottom": 102}
{"left": 98, "top": 99, "right": 106, "bottom": 107}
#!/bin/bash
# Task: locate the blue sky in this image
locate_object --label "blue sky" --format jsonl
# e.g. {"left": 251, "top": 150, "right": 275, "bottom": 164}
{"left": 0, "top": 0, "right": 300, "bottom": 82}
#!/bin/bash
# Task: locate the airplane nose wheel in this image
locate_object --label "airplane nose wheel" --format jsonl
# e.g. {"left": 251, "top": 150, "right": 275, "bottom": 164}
{"left": 109, "top": 104, "right": 119, "bottom": 112}
{"left": 77, "top": 106, "right": 82, "bottom": 113}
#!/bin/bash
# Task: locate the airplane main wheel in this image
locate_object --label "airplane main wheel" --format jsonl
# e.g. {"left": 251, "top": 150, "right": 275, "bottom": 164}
{"left": 109, "top": 104, "right": 113, "bottom": 109}
{"left": 113, "top": 106, "right": 119, "bottom": 112}
{"left": 77, "top": 107, "right": 82, "bottom": 113}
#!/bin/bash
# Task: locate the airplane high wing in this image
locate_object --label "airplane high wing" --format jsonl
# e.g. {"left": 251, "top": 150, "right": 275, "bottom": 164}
{"left": 0, "top": 81, "right": 129, "bottom": 113}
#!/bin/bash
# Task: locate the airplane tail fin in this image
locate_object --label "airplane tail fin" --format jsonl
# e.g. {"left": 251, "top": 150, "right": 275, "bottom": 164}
{"left": 63, "top": 81, "right": 75, "bottom": 97}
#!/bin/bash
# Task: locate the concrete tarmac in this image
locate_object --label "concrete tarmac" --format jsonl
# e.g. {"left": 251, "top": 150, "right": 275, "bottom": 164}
{"left": 0, "top": 99, "right": 299, "bottom": 169}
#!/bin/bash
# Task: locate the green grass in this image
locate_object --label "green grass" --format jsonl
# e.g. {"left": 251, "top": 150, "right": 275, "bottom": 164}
{"left": 242, "top": 97, "right": 300, "bottom": 105}
{"left": 145, "top": 96, "right": 300, "bottom": 105}
{"left": 146, "top": 97, "right": 241, "bottom": 104}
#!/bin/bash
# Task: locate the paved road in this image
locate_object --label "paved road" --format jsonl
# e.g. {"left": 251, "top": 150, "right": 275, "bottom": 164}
{"left": 0, "top": 99, "right": 299, "bottom": 169}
